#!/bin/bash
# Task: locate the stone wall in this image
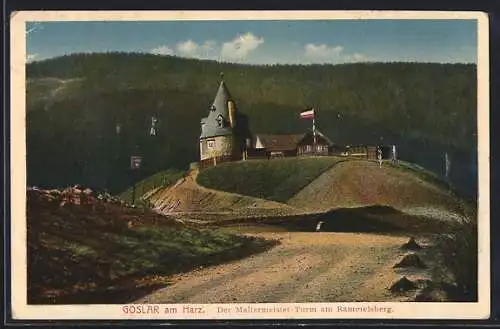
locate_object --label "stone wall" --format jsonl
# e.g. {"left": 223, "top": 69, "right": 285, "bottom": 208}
{"left": 200, "top": 135, "right": 234, "bottom": 161}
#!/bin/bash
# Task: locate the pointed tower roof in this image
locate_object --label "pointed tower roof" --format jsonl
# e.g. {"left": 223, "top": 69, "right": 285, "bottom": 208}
{"left": 200, "top": 75, "right": 235, "bottom": 139}
{"left": 211, "top": 80, "right": 233, "bottom": 112}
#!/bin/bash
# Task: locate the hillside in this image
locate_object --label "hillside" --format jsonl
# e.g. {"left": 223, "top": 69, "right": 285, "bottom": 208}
{"left": 136, "top": 157, "right": 464, "bottom": 228}
{"left": 288, "top": 160, "right": 460, "bottom": 213}
{"left": 197, "top": 157, "right": 341, "bottom": 202}
{"left": 26, "top": 53, "right": 477, "bottom": 197}
{"left": 144, "top": 169, "right": 300, "bottom": 219}
{"left": 119, "top": 168, "right": 185, "bottom": 204}
{"left": 130, "top": 157, "right": 476, "bottom": 303}
{"left": 194, "top": 157, "right": 462, "bottom": 216}
{"left": 27, "top": 186, "right": 276, "bottom": 304}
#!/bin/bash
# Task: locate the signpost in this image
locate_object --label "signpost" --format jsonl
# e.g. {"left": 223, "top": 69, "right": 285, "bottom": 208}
{"left": 130, "top": 156, "right": 143, "bottom": 205}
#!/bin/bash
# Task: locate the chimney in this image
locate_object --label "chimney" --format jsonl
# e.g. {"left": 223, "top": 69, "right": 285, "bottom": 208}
{"left": 228, "top": 100, "right": 236, "bottom": 128}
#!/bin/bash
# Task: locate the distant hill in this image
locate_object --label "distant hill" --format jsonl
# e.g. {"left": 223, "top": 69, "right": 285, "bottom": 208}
{"left": 26, "top": 53, "right": 477, "bottom": 197}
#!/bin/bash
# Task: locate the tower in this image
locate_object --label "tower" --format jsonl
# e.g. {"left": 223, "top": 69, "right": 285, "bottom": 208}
{"left": 199, "top": 74, "right": 250, "bottom": 163}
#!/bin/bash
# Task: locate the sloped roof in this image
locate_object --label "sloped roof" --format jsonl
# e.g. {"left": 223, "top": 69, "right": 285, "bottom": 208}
{"left": 255, "top": 133, "right": 306, "bottom": 151}
{"left": 200, "top": 80, "right": 234, "bottom": 139}
{"left": 299, "top": 129, "right": 334, "bottom": 146}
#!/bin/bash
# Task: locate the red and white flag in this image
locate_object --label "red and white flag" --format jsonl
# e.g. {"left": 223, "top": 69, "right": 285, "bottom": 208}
{"left": 300, "top": 109, "right": 315, "bottom": 120}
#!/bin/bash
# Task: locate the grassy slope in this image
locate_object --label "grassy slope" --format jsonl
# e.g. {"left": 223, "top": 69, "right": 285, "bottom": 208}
{"left": 288, "top": 159, "right": 461, "bottom": 213}
{"left": 119, "top": 168, "right": 185, "bottom": 204}
{"left": 193, "top": 156, "right": 462, "bottom": 215}
{"left": 196, "top": 157, "right": 342, "bottom": 203}
{"left": 28, "top": 191, "right": 276, "bottom": 304}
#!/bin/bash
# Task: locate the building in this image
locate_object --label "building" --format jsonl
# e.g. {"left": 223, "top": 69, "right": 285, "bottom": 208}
{"left": 199, "top": 77, "right": 251, "bottom": 166}
{"left": 252, "top": 133, "right": 305, "bottom": 158}
{"left": 198, "top": 75, "right": 397, "bottom": 165}
{"left": 251, "top": 130, "right": 334, "bottom": 158}
{"left": 296, "top": 130, "right": 333, "bottom": 156}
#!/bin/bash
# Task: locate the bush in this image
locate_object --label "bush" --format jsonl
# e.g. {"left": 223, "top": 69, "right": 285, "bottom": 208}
{"left": 434, "top": 201, "right": 478, "bottom": 301}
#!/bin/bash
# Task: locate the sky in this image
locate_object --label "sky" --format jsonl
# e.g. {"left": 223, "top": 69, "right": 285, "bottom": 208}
{"left": 25, "top": 19, "right": 478, "bottom": 65}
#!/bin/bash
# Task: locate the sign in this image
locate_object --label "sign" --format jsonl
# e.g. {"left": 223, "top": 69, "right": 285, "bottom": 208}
{"left": 130, "top": 156, "right": 143, "bottom": 170}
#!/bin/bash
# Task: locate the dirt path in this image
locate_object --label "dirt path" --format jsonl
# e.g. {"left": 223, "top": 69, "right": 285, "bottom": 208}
{"left": 135, "top": 232, "right": 430, "bottom": 303}
{"left": 147, "top": 170, "right": 300, "bottom": 218}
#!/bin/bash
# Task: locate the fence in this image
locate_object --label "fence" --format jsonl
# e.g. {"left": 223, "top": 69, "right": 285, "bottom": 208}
{"left": 199, "top": 155, "right": 234, "bottom": 169}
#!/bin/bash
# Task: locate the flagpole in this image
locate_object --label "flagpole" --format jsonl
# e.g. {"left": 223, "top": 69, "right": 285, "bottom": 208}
{"left": 312, "top": 108, "right": 317, "bottom": 146}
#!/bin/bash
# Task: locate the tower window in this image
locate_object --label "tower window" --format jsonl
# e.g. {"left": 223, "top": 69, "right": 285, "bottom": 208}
{"left": 207, "top": 140, "right": 216, "bottom": 150}
{"left": 216, "top": 114, "right": 226, "bottom": 128}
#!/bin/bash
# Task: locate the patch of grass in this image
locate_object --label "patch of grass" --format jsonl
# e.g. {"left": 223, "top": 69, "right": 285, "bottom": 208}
{"left": 433, "top": 205, "right": 478, "bottom": 301}
{"left": 119, "top": 168, "right": 184, "bottom": 204}
{"left": 107, "top": 227, "right": 255, "bottom": 278}
{"left": 64, "top": 242, "right": 97, "bottom": 259}
{"left": 388, "top": 160, "right": 450, "bottom": 191}
{"left": 196, "top": 157, "right": 341, "bottom": 202}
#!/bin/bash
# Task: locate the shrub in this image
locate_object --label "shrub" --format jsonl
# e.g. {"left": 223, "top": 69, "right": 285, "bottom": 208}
{"left": 434, "top": 200, "right": 478, "bottom": 301}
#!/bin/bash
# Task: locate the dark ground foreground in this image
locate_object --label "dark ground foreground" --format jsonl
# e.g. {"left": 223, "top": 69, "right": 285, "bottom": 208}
{"left": 27, "top": 188, "right": 277, "bottom": 304}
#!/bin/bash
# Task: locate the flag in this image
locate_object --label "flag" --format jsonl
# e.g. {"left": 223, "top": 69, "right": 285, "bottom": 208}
{"left": 300, "top": 109, "right": 315, "bottom": 120}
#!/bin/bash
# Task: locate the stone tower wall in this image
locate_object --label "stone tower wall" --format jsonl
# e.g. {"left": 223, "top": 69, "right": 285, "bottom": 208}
{"left": 200, "top": 135, "right": 234, "bottom": 161}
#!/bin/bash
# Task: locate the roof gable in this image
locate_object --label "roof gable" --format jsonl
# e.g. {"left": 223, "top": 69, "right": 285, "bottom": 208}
{"left": 254, "top": 133, "right": 306, "bottom": 151}
{"left": 298, "top": 129, "right": 334, "bottom": 146}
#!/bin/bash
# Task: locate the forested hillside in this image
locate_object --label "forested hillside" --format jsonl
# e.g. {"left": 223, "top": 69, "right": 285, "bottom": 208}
{"left": 26, "top": 52, "right": 477, "bottom": 197}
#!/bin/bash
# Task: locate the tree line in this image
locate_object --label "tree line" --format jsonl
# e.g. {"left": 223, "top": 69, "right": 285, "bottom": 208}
{"left": 26, "top": 52, "right": 477, "bottom": 196}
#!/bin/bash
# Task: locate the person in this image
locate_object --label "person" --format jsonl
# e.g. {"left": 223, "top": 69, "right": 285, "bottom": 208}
{"left": 316, "top": 221, "right": 325, "bottom": 232}
{"left": 391, "top": 145, "right": 397, "bottom": 165}
{"left": 377, "top": 147, "right": 383, "bottom": 168}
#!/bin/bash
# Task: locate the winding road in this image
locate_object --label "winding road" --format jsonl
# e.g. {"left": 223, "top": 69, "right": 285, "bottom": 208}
{"left": 135, "top": 232, "right": 429, "bottom": 303}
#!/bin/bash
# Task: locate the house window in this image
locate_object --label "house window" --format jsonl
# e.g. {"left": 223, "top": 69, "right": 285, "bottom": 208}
{"left": 207, "top": 140, "right": 216, "bottom": 150}
{"left": 305, "top": 145, "right": 312, "bottom": 152}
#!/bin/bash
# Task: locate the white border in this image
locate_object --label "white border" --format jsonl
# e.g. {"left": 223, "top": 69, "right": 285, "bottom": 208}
{"left": 10, "top": 10, "right": 490, "bottom": 320}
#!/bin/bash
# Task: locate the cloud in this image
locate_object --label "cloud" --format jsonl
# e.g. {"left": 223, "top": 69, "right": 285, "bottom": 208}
{"left": 303, "top": 43, "right": 367, "bottom": 63}
{"left": 149, "top": 34, "right": 369, "bottom": 65}
{"left": 342, "top": 52, "right": 368, "bottom": 63}
{"left": 352, "top": 53, "right": 365, "bottom": 61}
{"left": 165, "top": 40, "right": 218, "bottom": 60}
{"left": 221, "top": 32, "right": 264, "bottom": 61}
{"left": 201, "top": 40, "right": 216, "bottom": 51}
{"left": 176, "top": 40, "right": 199, "bottom": 56}
{"left": 305, "top": 43, "right": 344, "bottom": 58}
{"left": 148, "top": 33, "right": 263, "bottom": 62}
{"left": 149, "top": 45, "right": 174, "bottom": 56}
{"left": 26, "top": 53, "right": 38, "bottom": 63}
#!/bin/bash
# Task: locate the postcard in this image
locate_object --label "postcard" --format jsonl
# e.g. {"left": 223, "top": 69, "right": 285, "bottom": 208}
{"left": 10, "top": 10, "right": 490, "bottom": 320}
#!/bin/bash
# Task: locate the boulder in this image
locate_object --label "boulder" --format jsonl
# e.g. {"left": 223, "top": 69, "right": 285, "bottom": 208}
{"left": 401, "top": 237, "right": 422, "bottom": 250}
{"left": 394, "top": 253, "right": 427, "bottom": 269}
{"left": 389, "top": 276, "right": 418, "bottom": 293}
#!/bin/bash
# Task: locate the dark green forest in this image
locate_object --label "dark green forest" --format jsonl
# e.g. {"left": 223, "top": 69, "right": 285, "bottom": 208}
{"left": 26, "top": 52, "right": 478, "bottom": 197}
